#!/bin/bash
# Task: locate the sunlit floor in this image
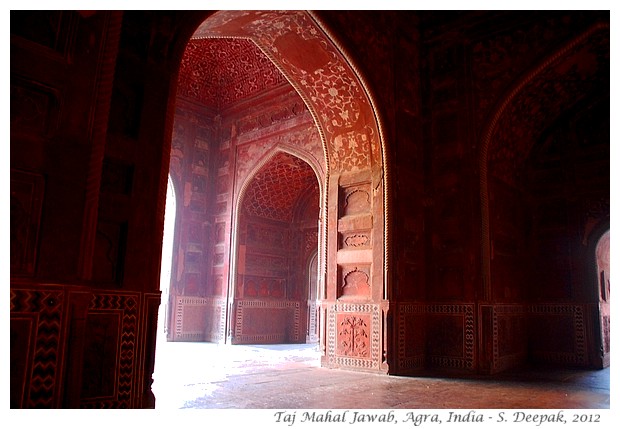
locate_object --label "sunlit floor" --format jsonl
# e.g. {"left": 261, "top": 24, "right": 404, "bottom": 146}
{"left": 152, "top": 337, "right": 610, "bottom": 410}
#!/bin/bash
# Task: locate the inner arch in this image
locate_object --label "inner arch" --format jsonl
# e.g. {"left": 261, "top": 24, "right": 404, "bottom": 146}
{"left": 233, "top": 152, "right": 320, "bottom": 344}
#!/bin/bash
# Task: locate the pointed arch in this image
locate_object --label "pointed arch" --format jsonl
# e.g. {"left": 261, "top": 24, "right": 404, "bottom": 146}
{"left": 479, "top": 22, "right": 610, "bottom": 299}
{"left": 229, "top": 147, "right": 324, "bottom": 305}
{"left": 192, "top": 10, "right": 391, "bottom": 305}
{"left": 164, "top": 9, "right": 391, "bottom": 370}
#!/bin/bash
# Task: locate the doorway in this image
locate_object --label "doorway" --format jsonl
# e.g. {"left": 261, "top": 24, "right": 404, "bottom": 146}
{"left": 231, "top": 152, "right": 320, "bottom": 345}
{"left": 595, "top": 230, "right": 610, "bottom": 368}
{"left": 157, "top": 9, "right": 388, "bottom": 384}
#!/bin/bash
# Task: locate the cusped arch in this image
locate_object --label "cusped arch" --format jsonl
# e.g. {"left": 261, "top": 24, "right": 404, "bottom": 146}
{"left": 192, "top": 11, "right": 385, "bottom": 171}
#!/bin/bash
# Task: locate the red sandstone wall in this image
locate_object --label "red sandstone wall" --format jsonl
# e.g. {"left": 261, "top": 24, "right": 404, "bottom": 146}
{"left": 323, "top": 11, "right": 609, "bottom": 374}
{"left": 10, "top": 11, "right": 610, "bottom": 409}
{"left": 10, "top": 11, "right": 200, "bottom": 408}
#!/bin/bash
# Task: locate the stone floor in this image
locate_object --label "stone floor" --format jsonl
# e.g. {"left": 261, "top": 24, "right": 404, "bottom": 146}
{"left": 152, "top": 341, "right": 610, "bottom": 410}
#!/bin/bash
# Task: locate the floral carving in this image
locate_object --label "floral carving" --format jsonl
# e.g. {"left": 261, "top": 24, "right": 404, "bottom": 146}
{"left": 338, "top": 315, "right": 369, "bottom": 357}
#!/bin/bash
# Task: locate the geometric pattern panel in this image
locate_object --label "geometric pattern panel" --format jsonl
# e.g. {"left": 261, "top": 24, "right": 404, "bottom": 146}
{"left": 10, "top": 287, "right": 65, "bottom": 408}
{"left": 491, "top": 305, "right": 528, "bottom": 373}
{"left": 173, "top": 296, "right": 226, "bottom": 342}
{"left": 234, "top": 299, "right": 300, "bottom": 344}
{"left": 397, "top": 303, "right": 475, "bottom": 372}
{"left": 243, "top": 152, "right": 318, "bottom": 222}
{"left": 528, "top": 304, "right": 587, "bottom": 366}
{"left": 425, "top": 304, "right": 475, "bottom": 370}
{"left": 426, "top": 314, "right": 465, "bottom": 359}
{"left": 178, "top": 38, "right": 286, "bottom": 110}
{"left": 81, "top": 312, "right": 121, "bottom": 400}
{"left": 397, "top": 304, "right": 426, "bottom": 371}
{"left": 80, "top": 292, "right": 139, "bottom": 408}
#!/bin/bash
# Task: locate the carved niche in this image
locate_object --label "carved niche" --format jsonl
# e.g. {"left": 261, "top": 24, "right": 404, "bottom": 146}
{"left": 339, "top": 266, "right": 371, "bottom": 300}
{"left": 340, "top": 184, "right": 371, "bottom": 217}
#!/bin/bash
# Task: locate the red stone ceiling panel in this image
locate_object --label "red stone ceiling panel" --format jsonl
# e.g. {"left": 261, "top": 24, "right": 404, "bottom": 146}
{"left": 177, "top": 38, "right": 287, "bottom": 110}
{"left": 243, "top": 153, "right": 318, "bottom": 222}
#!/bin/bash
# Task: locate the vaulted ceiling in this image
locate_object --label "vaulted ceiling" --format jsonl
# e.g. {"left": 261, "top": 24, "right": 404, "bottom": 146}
{"left": 177, "top": 37, "right": 287, "bottom": 111}
{"left": 243, "top": 152, "right": 318, "bottom": 222}
{"left": 175, "top": 34, "right": 319, "bottom": 223}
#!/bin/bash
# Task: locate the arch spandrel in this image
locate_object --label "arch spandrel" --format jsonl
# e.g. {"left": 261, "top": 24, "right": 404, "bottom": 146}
{"left": 193, "top": 10, "right": 384, "bottom": 175}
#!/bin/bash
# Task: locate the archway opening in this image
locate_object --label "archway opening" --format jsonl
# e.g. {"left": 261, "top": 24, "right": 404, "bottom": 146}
{"left": 595, "top": 230, "right": 610, "bottom": 368}
{"left": 232, "top": 152, "right": 320, "bottom": 344}
{"left": 164, "top": 30, "right": 327, "bottom": 344}
{"left": 157, "top": 176, "right": 177, "bottom": 341}
{"left": 152, "top": 10, "right": 391, "bottom": 407}
{"left": 152, "top": 12, "right": 338, "bottom": 408}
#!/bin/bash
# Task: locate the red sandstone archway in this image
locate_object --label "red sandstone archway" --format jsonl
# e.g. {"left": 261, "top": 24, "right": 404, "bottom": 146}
{"left": 167, "top": 11, "right": 390, "bottom": 373}
{"left": 479, "top": 23, "right": 609, "bottom": 371}
{"left": 231, "top": 150, "right": 320, "bottom": 344}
